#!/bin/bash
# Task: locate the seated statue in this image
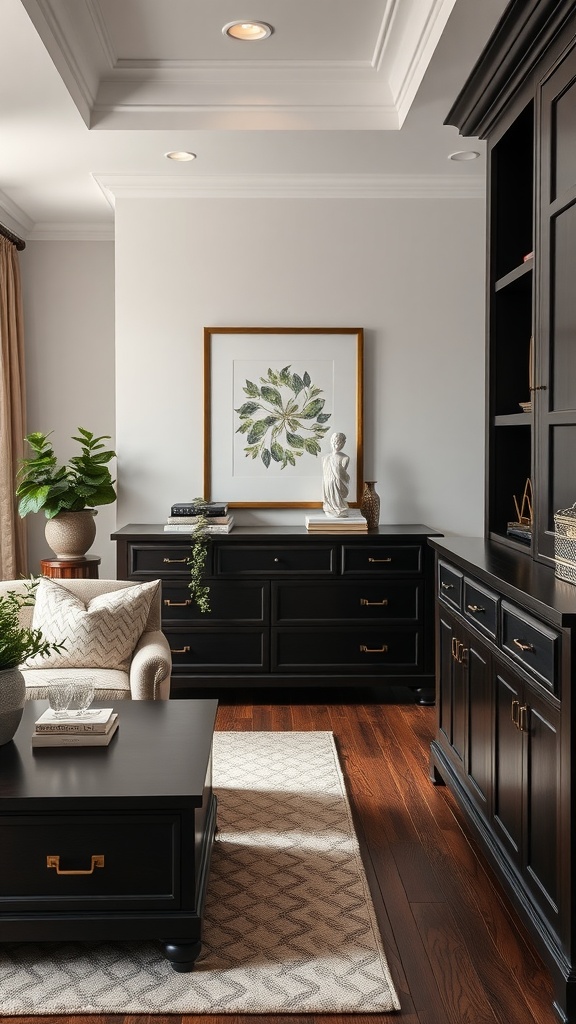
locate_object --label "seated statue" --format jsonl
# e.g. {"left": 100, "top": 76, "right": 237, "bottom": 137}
{"left": 322, "top": 432, "right": 350, "bottom": 518}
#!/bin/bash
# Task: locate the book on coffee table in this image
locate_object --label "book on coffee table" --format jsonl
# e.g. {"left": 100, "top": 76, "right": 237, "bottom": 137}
{"left": 31, "top": 715, "right": 119, "bottom": 747}
{"left": 34, "top": 707, "right": 115, "bottom": 734}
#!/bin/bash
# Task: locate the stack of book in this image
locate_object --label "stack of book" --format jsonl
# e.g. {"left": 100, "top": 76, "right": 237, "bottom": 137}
{"left": 305, "top": 510, "right": 368, "bottom": 532}
{"left": 164, "top": 501, "right": 234, "bottom": 534}
{"left": 32, "top": 707, "right": 119, "bottom": 747}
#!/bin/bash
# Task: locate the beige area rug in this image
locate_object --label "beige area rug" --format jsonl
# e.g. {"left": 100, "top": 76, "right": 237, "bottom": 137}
{"left": 0, "top": 731, "right": 400, "bottom": 1015}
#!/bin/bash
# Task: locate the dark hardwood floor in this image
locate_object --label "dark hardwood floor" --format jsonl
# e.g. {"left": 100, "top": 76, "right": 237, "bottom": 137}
{"left": 1, "top": 688, "right": 559, "bottom": 1024}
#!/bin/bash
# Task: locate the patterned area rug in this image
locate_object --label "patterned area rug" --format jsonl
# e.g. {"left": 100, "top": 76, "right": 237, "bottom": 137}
{"left": 0, "top": 731, "right": 400, "bottom": 1015}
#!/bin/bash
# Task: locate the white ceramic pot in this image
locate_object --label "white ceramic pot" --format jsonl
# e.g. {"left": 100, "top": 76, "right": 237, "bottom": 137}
{"left": 44, "top": 509, "right": 97, "bottom": 559}
{"left": 0, "top": 666, "right": 26, "bottom": 745}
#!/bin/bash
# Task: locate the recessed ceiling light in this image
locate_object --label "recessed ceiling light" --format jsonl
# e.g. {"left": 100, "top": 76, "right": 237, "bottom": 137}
{"left": 165, "top": 151, "right": 197, "bottom": 162}
{"left": 222, "top": 21, "right": 273, "bottom": 41}
{"left": 448, "top": 150, "right": 481, "bottom": 161}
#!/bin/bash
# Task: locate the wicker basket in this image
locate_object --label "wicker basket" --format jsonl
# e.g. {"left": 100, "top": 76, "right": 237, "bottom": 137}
{"left": 554, "top": 503, "right": 576, "bottom": 584}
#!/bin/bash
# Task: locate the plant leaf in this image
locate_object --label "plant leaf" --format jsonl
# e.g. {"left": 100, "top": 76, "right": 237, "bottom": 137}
{"left": 300, "top": 398, "right": 325, "bottom": 419}
{"left": 316, "top": 413, "right": 331, "bottom": 423}
{"left": 243, "top": 380, "right": 260, "bottom": 398}
{"left": 261, "top": 448, "right": 271, "bottom": 468}
{"left": 291, "top": 373, "right": 304, "bottom": 395}
{"left": 235, "top": 401, "right": 260, "bottom": 418}
{"left": 270, "top": 441, "right": 284, "bottom": 462}
{"left": 286, "top": 432, "right": 304, "bottom": 448}
{"left": 303, "top": 371, "right": 311, "bottom": 387}
{"left": 260, "top": 385, "right": 283, "bottom": 407}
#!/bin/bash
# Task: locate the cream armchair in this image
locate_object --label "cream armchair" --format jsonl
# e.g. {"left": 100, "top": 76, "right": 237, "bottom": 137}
{"left": 0, "top": 578, "right": 171, "bottom": 701}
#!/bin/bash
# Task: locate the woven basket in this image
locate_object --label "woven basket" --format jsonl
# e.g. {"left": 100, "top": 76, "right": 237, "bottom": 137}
{"left": 554, "top": 503, "right": 576, "bottom": 584}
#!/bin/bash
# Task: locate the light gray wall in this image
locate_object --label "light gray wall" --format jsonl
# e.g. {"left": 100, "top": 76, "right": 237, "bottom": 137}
{"left": 115, "top": 196, "right": 485, "bottom": 537}
{"left": 20, "top": 241, "right": 116, "bottom": 577}
{"left": 19, "top": 196, "right": 486, "bottom": 578}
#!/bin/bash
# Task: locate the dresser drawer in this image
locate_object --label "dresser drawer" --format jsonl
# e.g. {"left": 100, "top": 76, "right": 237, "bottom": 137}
{"left": 501, "top": 602, "right": 560, "bottom": 692}
{"left": 214, "top": 544, "right": 335, "bottom": 576}
{"left": 128, "top": 544, "right": 195, "bottom": 577}
{"left": 342, "top": 544, "right": 423, "bottom": 575}
{"left": 166, "top": 627, "right": 267, "bottom": 672}
{"left": 272, "top": 580, "right": 420, "bottom": 624}
{"left": 162, "top": 581, "right": 268, "bottom": 623}
{"left": 463, "top": 578, "right": 499, "bottom": 639}
{"left": 272, "top": 627, "right": 420, "bottom": 673}
{"left": 438, "top": 561, "right": 463, "bottom": 610}
{"left": 0, "top": 816, "right": 178, "bottom": 908}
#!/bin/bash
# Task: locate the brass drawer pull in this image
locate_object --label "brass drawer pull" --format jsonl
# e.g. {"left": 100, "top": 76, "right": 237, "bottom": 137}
{"left": 47, "top": 855, "right": 105, "bottom": 876}
{"left": 359, "top": 644, "right": 388, "bottom": 653}
{"left": 511, "top": 699, "right": 520, "bottom": 727}
{"left": 170, "top": 645, "right": 191, "bottom": 654}
{"left": 441, "top": 582, "right": 454, "bottom": 590}
{"left": 368, "top": 557, "right": 392, "bottom": 563}
{"left": 164, "top": 598, "right": 192, "bottom": 607}
{"left": 360, "top": 598, "right": 389, "bottom": 606}
{"left": 467, "top": 603, "right": 485, "bottom": 613}
{"left": 163, "top": 557, "right": 187, "bottom": 564}
{"left": 513, "top": 638, "right": 535, "bottom": 652}
{"left": 519, "top": 704, "right": 529, "bottom": 732}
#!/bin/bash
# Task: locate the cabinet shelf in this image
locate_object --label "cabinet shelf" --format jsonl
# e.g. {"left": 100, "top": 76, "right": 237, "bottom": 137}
{"left": 495, "top": 258, "right": 533, "bottom": 292}
{"left": 494, "top": 413, "right": 531, "bottom": 426}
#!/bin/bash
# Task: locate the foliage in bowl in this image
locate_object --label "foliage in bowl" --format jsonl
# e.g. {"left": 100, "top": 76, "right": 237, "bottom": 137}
{"left": 16, "top": 427, "right": 117, "bottom": 520}
{"left": 0, "top": 579, "right": 66, "bottom": 669}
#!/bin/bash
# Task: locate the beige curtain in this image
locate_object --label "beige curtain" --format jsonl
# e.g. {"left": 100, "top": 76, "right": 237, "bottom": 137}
{"left": 0, "top": 235, "right": 27, "bottom": 579}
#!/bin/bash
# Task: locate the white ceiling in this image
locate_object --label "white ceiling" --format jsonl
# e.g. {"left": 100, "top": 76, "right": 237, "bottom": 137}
{"left": 0, "top": 0, "right": 509, "bottom": 240}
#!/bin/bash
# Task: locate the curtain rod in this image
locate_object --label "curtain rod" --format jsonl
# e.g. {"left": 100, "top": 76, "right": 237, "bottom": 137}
{"left": 0, "top": 223, "right": 26, "bottom": 250}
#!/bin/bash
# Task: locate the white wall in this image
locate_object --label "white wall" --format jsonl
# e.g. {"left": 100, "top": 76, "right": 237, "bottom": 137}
{"left": 19, "top": 197, "right": 486, "bottom": 580}
{"left": 115, "top": 197, "right": 485, "bottom": 536}
{"left": 20, "top": 241, "right": 116, "bottom": 577}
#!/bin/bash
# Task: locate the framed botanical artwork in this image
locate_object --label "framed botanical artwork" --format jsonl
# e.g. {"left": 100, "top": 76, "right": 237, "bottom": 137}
{"left": 203, "top": 327, "right": 364, "bottom": 508}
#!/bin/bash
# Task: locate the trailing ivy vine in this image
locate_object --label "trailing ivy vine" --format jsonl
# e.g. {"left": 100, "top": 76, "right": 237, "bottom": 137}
{"left": 187, "top": 500, "right": 211, "bottom": 614}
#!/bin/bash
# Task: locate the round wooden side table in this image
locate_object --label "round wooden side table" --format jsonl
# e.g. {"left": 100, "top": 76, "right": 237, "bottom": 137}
{"left": 40, "top": 555, "right": 101, "bottom": 579}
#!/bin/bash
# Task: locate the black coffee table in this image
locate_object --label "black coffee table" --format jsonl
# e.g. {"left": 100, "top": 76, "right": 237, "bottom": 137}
{"left": 0, "top": 698, "right": 218, "bottom": 971}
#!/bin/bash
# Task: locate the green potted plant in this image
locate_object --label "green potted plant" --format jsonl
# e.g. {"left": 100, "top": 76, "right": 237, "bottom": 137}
{"left": 15, "top": 427, "right": 117, "bottom": 559}
{"left": 0, "top": 578, "right": 65, "bottom": 745}
{"left": 188, "top": 500, "right": 211, "bottom": 613}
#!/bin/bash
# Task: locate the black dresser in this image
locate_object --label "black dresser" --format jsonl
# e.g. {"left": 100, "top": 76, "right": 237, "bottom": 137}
{"left": 112, "top": 524, "right": 440, "bottom": 700}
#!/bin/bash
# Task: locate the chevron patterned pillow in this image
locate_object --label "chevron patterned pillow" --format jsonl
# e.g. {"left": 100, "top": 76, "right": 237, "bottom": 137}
{"left": 26, "top": 578, "right": 161, "bottom": 671}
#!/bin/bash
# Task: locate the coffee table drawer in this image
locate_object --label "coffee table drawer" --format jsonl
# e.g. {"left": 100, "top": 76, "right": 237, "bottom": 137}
{"left": 0, "top": 815, "right": 178, "bottom": 908}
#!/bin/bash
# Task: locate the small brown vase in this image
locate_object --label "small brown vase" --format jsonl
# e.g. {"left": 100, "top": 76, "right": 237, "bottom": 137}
{"left": 360, "top": 481, "right": 380, "bottom": 529}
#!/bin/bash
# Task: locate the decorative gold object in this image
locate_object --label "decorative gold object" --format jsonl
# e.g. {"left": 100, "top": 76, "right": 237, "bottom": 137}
{"left": 360, "top": 481, "right": 380, "bottom": 529}
{"left": 46, "top": 854, "right": 105, "bottom": 875}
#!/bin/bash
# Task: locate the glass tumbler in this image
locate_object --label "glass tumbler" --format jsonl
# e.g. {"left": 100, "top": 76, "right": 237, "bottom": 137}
{"left": 48, "top": 680, "right": 73, "bottom": 718}
{"left": 68, "top": 678, "right": 96, "bottom": 717}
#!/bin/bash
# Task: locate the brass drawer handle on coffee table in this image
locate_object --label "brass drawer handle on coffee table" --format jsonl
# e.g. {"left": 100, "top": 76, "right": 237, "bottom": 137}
{"left": 360, "top": 644, "right": 389, "bottom": 653}
{"left": 360, "top": 598, "right": 389, "bottom": 606}
{"left": 164, "top": 599, "right": 192, "bottom": 607}
{"left": 46, "top": 854, "right": 105, "bottom": 876}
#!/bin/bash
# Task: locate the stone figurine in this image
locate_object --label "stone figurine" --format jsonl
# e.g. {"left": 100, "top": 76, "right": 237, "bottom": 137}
{"left": 322, "top": 432, "right": 350, "bottom": 517}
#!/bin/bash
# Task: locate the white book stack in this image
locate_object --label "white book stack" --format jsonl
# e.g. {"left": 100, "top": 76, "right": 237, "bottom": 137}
{"left": 305, "top": 510, "right": 368, "bottom": 532}
{"left": 32, "top": 708, "right": 119, "bottom": 747}
{"left": 164, "top": 515, "right": 235, "bottom": 534}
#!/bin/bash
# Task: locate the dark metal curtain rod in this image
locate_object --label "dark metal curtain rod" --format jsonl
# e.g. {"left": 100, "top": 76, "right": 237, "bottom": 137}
{"left": 0, "top": 222, "right": 25, "bottom": 250}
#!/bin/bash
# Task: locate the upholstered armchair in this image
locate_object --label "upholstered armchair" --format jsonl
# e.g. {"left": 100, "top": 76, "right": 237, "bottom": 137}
{"left": 0, "top": 577, "right": 171, "bottom": 701}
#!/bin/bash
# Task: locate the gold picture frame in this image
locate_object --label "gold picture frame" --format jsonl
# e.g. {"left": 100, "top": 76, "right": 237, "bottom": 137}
{"left": 203, "top": 327, "right": 364, "bottom": 508}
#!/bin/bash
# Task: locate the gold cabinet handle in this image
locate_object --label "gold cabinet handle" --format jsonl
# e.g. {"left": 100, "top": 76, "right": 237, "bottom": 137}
{"left": 163, "top": 598, "right": 192, "bottom": 607}
{"left": 359, "top": 644, "right": 388, "bottom": 653}
{"left": 360, "top": 598, "right": 389, "bottom": 606}
{"left": 368, "top": 557, "right": 392, "bottom": 563}
{"left": 511, "top": 699, "right": 520, "bottom": 728}
{"left": 170, "top": 645, "right": 191, "bottom": 654}
{"left": 163, "top": 557, "right": 188, "bottom": 564}
{"left": 519, "top": 704, "right": 529, "bottom": 732}
{"left": 451, "top": 636, "right": 458, "bottom": 659}
{"left": 441, "top": 582, "right": 454, "bottom": 590}
{"left": 513, "top": 638, "right": 535, "bottom": 652}
{"left": 47, "top": 855, "right": 104, "bottom": 876}
{"left": 467, "top": 604, "right": 485, "bottom": 613}
{"left": 459, "top": 646, "right": 468, "bottom": 664}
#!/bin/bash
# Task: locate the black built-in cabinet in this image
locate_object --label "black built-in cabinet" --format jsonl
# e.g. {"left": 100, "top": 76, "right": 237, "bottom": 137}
{"left": 432, "top": 4, "right": 576, "bottom": 1021}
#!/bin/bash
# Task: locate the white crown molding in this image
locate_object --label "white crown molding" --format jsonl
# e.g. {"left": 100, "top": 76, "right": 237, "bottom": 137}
{"left": 385, "top": 0, "right": 458, "bottom": 126}
{"left": 27, "top": 222, "right": 114, "bottom": 241}
{"left": 371, "top": 0, "right": 400, "bottom": 71}
{"left": 94, "top": 173, "right": 485, "bottom": 203}
{"left": 0, "top": 191, "right": 34, "bottom": 239}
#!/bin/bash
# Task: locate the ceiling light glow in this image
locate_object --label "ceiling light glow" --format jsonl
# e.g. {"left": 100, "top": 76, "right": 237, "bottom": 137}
{"left": 165, "top": 151, "right": 196, "bottom": 162}
{"left": 223, "top": 21, "right": 273, "bottom": 40}
{"left": 448, "top": 150, "right": 481, "bottom": 161}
